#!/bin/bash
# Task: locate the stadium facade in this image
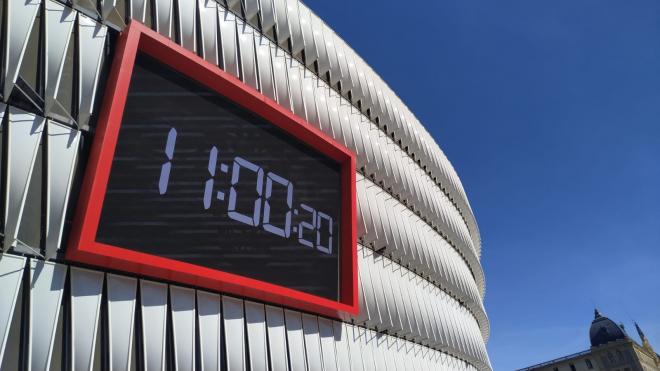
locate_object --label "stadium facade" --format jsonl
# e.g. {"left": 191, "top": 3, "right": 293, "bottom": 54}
{"left": 0, "top": 0, "right": 491, "bottom": 369}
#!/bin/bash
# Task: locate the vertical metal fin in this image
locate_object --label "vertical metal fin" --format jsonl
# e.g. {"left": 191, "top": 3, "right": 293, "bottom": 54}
{"left": 44, "top": 1, "right": 76, "bottom": 118}
{"left": 28, "top": 260, "right": 67, "bottom": 371}
{"left": 4, "top": 107, "right": 44, "bottom": 251}
{"left": 129, "top": 0, "right": 147, "bottom": 23}
{"left": 218, "top": 8, "right": 239, "bottom": 78}
{"left": 170, "top": 286, "right": 196, "bottom": 371}
{"left": 197, "top": 0, "right": 218, "bottom": 65}
{"left": 264, "top": 305, "right": 288, "bottom": 371}
{"left": 222, "top": 296, "right": 245, "bottom": 371}
{"left": 3, "top": 0, "right": 41, "bottom": 99}
{"left": 153, "top": 0, "right": 173, "bottom": 38}
{"left": 244, "top": 301, "right": 267, "bottom": 371}
{"left": 45, "top": 121, "right": 80, "bottom": 258}
{"left": 318, "top": 318, "right": 337, "bottom": 371}
{"left": 284, "top": 309, "right": 306, "bottom": 371}
{"left": 197, "top": 291, "right": 221, "bottom": 371}
{"left": 301, "top": 314, "right": 323, "bottom": 371}
{"left": 107, "top": 274, "right": 137, "bottom": 371}
{"left": 0, "top": 254, "right": 26, "bottom": 365}
{"left": 176, "top": 0, "right": 196, "bottom": 52}
{"left": 140, "top": 280, "right": 168, "bottom": 371}
{"left": 70, "top": 267, "right": 104, "bottom": 371}
{"left": 77, "top": 15, "right": 108, "bottom": 129}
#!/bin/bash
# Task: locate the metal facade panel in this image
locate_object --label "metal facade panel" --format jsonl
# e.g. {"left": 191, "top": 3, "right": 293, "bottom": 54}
{"left": 107, "top": 274, "right": 137, "bottom": 371}
{"left": 176, "top": 0, "right": 197, "bottom": 52}
{"left": 70, "top": 267, "right": 104, "bottom": 371}
{"left": 271, "top": 46, "right": 291, "bottom": 110}
{"left": 77, "top": 15, "right": 107, "bottom": 129}
{"left": 4, "top": 107, "right": 44, "bottom": 251}
{"left": 237, "top": 20, "right": 259, "bottom": 90}
{"left": 43, "top": 1, "right": 76, "bottom": 118}
{"left": 265, "top": 305, "right": 288, "bottom": 371}
{"left": 45, "top": 121, "right": 80, "bottom": 258}
{"left": 140, "top": 280, "right": 168, "bottom": 371}
{"left": 286, "top": 58, "right": 305, "bottom": 119}
{"left": 3, "top": 0, "right": 40, "bottom": 99}
{"left": 272, "top": 0, "right": 289, "bottom": 45}
{"left": 28, "top": 260, "right": 67, "bottom": 371}
{"left": 153, "top": 0, "right": 174, "bottom": 38}
{"left": 198, "top": 0, "right": 219, "bottom": 65}
{"left": 301, "top": 314, "right": 323, "bottom": 371}
{"left": 197, "top": 291, "right": 222, "bottom": 371}
{"left": 245, "top": 301, "right": 268, "bottom": 371}
{"left": 170, "top": 286, "right": 196, "bottom": 371}
{"left": 255, "top": 35, "right": 276, "bottom": 101}
{"left": 331, "top": 321, "right": 351, "bottom": 371}
{"left": 284, "top": 309, "right": 306, "bottom": 371}
{"left": 258, "top": 0, "right": 276, "bottom": 31}
{"left": 219, "top": 9, "right": 240, "bottom": 78}
{"left": 222, "top": 295, "right": 246, "bottom": 371}
{"left": 285, "top": 0, "right": 302, "bottom": 54}
{"left": 318, "top": 318, "right": 338, "bottom": 371}
{"left": 0, "top": 254, "right": 26, "bottom": 365}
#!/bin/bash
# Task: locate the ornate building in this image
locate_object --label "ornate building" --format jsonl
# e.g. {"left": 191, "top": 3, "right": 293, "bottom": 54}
{"left": 519, "top": 310, "right": 659, "bottom": 371}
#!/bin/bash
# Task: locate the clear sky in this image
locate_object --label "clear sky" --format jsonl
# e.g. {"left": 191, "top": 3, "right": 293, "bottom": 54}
{"left": 304, "top": 0, "right": 660, "bottom": 369}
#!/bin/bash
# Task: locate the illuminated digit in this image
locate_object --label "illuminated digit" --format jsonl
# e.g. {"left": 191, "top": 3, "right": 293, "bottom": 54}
{"left": 298, "top": 204, "right": 316, "bottom": 248}
{"left": 158, "top": 127, "right": 177, "bottom": 195}
{"left": 262, "top": 172, "right": 293, "bottom": 237}
{"left": 203, "top": 146, "right": 218, "bottom": 209}
{"left": 316, "top": 212, "right": 333, "bottom": 254}
{"left": 227, "top": 156, "right": 264, "bottom": 226}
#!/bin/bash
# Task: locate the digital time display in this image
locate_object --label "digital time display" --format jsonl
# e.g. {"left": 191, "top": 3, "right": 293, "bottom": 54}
{"left": 94, "top": 53, "right": 343, "bottom": 300}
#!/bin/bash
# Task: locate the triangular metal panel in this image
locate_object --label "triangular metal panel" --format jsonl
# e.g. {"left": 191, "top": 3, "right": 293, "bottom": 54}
{"left": 140, "top": 280, "right": 168, "bottom": 371}
{"left": 0, "top": 254, "right": 26, "bottom": 366}
{"left": 44, "top": 1, "right": 76, "bottom": 118}
{"left": 3, "top": 107, "right": 44, "bottom": 251}
{"left": 45, "top": 120, "right": 80, "bottom": 258}
{"left": 70, "top": 267, "right": 104, "bottom": 371}
{"left": 3, "top": 0, "right": 41, "bottom": 99}
{"left": 28, "top": 259, "right": 67, "bottom": 371}
{"left": 77, "top": 14, "right": 107, "bottom": 129}
{"left": 244, "top": 301, "right": 267, "bottom": 371}
{"left": 106, "top": 274, "right": 137, "bottom": 371}
{"left": 170, "top": 286, "right": 195, "bottom": 371}
{"left": 197, "top": 291, "right": 222, "bottom": 371}
{"left": 222, "top": 296, "right": 245, "bottom": 371}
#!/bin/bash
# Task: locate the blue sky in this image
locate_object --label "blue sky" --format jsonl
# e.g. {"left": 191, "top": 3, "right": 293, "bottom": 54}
{"left": 305, "top": 0, "right": 660, "bottom": 369}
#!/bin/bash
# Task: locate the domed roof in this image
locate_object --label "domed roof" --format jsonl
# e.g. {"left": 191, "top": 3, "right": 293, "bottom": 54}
{"left": 590, "top": 309, "right": 628, "bottom": 347}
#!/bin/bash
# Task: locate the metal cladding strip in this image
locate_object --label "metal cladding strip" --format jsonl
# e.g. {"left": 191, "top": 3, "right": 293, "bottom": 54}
{"left": 318, "top": 318, "right": 338, "bottom": 371}
{"left": 264, "top": 305, "right": 288, "bottom": 371}
{"left": 3, "top": 106, "right": 44, "bottom": 252}
{"left": 170, "top": 286, "right": 196, "bottom": 371}
{"left": 357, "top": 174, "right": 488, "bottom": 336}
{"left": 354, "top": 246, "right": 491, "bottom": 369}
{"left": 301, "top": 314, "right": 323, "bottom": 371}
{"left": 70, "top": 267, "right": 104, "bottom": 371}
{"left": 245, "top": 301, "right": 268, "bottom": 371}
{"left": 2, "top": 0, "right": 40, "bottom": 100}
{"left": 45, "top": 121, "right": 81, "bottom": 258}
{"left": 0, "top": 254, "right": 26, "bottom": 366}
{"left": 284, "top": 309, "right": 307, "bottom": 371}
{"left": 77, "top": 14, "right": 107, "bottom": 129}
{"left": 222, "top": 295, "right": 246, "bottom": 371}
{"left": 197, "top": 291, "right": 222, "bottom": 371}
{"left": 140, "top": 280, "right": 168, "bottom": 371}
{"left": 106, "top": 274, "right": 138, "bottom": 371}
{"left": 176, "top": 0, "right": 196, "bottom": 52}
{"left": 28, "top": 259, "right": 67, "bottom": 371}
{"left": 43, "top": 0, "right": 76, "bottom": 119}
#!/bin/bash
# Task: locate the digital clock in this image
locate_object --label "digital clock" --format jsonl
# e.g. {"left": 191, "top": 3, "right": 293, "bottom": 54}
{"left": 67, "top": 22, "right": 357, "bottom": 317}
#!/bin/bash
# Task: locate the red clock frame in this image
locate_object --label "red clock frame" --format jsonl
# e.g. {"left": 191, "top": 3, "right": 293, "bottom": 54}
{"left": 67, "top": 21, "right": 358, "bottom": 318}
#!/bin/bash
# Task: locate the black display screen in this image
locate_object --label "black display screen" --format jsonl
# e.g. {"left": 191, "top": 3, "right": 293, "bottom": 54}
{"left": 96, "top": 54, "right": 342, "bottom": 300}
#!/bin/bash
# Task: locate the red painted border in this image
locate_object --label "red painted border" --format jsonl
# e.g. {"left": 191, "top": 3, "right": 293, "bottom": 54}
{"left": 66, "top": 21, "right": 358, "bottom": 318}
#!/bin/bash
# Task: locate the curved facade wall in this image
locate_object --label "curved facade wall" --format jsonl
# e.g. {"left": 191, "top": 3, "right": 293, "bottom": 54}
{"left": 0, "top": 0, "right": 491, "bottom": 369}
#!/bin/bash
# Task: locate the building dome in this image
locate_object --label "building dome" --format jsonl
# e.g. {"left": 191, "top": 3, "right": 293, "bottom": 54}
{"left": 590, "top": 309, "right": 628, "bottom": 347}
